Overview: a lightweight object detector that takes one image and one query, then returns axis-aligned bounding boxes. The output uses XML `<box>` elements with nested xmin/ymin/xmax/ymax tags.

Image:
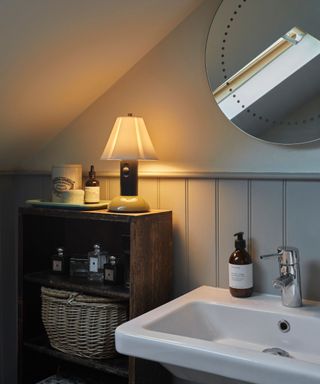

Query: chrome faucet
<box><xmin>260</xmin><ymin>247</ymin><xmax>302</xmax><ymax>307</ymax></box>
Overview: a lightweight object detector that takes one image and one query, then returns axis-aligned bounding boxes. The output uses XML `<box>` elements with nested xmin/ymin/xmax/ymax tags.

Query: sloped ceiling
<box><xmin>0</xmin><ymin>0</ymin><xmax>203</xmax><ymax>170</ymax></box>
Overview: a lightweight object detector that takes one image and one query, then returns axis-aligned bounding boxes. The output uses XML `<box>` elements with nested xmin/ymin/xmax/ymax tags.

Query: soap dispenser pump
<box><xmin>229</xmin><ymin>232</ymin><xmax>253</xmax><ymax>298</ymax></box>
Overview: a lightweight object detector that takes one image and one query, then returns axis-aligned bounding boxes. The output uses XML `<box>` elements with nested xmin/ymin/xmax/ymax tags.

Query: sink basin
<box><xmin>116</xmin><ymin>286</ymin><xmax>320</xmax><ymax>384</ymax></box>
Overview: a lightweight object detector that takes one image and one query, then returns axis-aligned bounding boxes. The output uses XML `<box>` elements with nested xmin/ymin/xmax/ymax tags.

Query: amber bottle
<box><xmin>229</xmin><ymin>232</ymin><xmax>253</xmax><ymax>298</ymax></box>
<box><xmin>84</xmin><ymin>165</ymin><xmax>100</xmax><ymax>203</ymax></box>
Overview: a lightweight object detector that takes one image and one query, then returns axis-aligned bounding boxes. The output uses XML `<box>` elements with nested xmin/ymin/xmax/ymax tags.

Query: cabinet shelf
<box><xmin>24</xmin><ymin>337</ymin><xmax>129</xmax><ymax>378</ymax></box>
<box><xmin>19</xmin><ymin>207</ymin><xmax>173</xmax><ymax>384</ymax></box>
<box><xmin>24</xmin><ymin>271</ymin><xmax>130</xmax><ymax>300</ymax></box>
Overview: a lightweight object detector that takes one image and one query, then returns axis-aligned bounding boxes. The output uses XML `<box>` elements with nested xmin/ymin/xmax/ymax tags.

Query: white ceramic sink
<box><xmin>116</xmin><ymin>286</ymin><xmax>320</xmax><ymax>384</ymax></box>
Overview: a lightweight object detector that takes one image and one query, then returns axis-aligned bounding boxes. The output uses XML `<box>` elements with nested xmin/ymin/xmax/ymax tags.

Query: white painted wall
<box><xmin>21</xmin><ymin>0</ymin><xmax>320</xmax><ymax>174</ymax></box>
<box><xmin>0</xmin><ymin>0</ymin><xmax>203</xmax><ymax>171</ymax></box>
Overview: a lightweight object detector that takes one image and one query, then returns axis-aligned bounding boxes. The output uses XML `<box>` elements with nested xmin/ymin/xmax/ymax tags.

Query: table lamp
<box><xmin>101</xmin><ymin>113</ymin><xmax>157</xmax><ymax>212</ymax></box>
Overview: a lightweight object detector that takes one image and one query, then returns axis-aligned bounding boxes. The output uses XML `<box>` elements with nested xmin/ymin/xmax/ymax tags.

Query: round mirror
<box><xmin>205</xmin><ymin>0</ymin><xmax>320</xmax><ymax>145</ymax></box>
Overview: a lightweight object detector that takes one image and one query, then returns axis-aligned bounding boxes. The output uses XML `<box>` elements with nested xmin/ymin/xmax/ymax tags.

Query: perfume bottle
<box><xmin>103</xmin><ymin>256</ymin><xmax>123</xmax><ymax>285</ymax></box>
<box><xmin>88</xmin><ymin>244</ymin><xmax>107</xmax><ymax>281</ymax></box>
<box><xmin>52</xmin><ymin>247</ymin><xmax>67</xmax><ymax>275</ymax></box>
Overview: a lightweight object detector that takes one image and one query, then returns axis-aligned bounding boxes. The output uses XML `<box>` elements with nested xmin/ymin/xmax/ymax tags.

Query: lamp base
<box><xmin>108</xmin><ymin>196</ymin><xmax>150</xmax><ymax>213</ymax></box>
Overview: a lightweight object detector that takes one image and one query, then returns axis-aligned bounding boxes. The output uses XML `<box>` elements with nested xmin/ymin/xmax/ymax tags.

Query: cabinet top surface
<box><xmin>20</xmin><ymin>207</ymin><xmax>171</xmax><ymax>222</ymax></box>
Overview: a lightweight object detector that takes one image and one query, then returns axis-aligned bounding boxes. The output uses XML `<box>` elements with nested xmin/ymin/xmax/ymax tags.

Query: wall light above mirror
<box><xmin>206</xmin><ymin>0</ymin><xmax>320</xmax><ymax>145</ymax></box>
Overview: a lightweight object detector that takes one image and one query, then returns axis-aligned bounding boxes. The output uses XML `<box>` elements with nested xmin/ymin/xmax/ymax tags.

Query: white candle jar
<box><xmin>51</xmin><ymin>164</ymin><xmax>82</xmax><ymax>202</ymax></box>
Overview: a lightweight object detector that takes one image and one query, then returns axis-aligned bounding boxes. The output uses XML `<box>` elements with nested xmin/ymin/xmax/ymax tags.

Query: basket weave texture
<box><xmin>41</xmin><ymin>287</ymin><xmax>128</xmax><ymax>359</ymax></box>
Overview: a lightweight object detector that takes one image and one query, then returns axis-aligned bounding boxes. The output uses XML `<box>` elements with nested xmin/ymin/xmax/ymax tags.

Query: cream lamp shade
<box><xmin>101</xmin><ymin>115</ymin><xmax>157</xmax><ymax>161</ymax></box>
<box><xmin>101</xmin><ymin>114</ymin><xmax>157</xmax><ymax>212</ymax></box>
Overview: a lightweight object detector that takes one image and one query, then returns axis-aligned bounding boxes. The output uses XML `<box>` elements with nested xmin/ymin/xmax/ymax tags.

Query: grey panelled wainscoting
<box><xmin>9</xmin><ymin>174</ymin><xmax>320</xmax><ymax>299</ymax></box>
<box><xmin>110</xmin><ymin>175</ymin><xmax>320</xmax><ymax>301</ymax></box>
<box><xmin>2</xmin><ymin>174</ymin><xmax>320</xmax><ymax>383</ymax></box>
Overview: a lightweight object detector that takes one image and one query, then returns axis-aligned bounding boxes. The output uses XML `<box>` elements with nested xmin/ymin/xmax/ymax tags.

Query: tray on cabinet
<box><xmin>26</xmin><ymin>199</ymin><xmax>110</xmax><ymax>210</ymax></box>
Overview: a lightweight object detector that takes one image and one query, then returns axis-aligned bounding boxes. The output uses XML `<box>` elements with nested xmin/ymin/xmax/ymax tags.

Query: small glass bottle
<box><xmin>84</xmin><ymin>165</ymin><xmax>100</xmax><ymax>204</ymax></box>
<box><xmin>104</xmin><ymin>256</ymin><xmax>123</xmax><ymax>285</ymax></box>
<box><xmin>88</xmin><ymin>244</ymin><xmax>107</xmax><ymax>281</ymax></box>
<box><xmin>52</xmin><ymin>247</ymin><xmax>67</xmax><ymax>275</ymax></box>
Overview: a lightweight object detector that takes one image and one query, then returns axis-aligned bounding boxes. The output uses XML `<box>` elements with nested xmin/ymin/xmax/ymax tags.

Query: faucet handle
<box><xmin>260</xmin><ymin>253</ymin><xmax>278</xmax><ymax>259</ymax></box>
<box><xmin>260</xmin><ymin>246</ymin><xmax>299</xmax><ymax>265</ymax></box>
<box><xmin>277</xmin><ymin>246</ymin><xmax>299</xmax><ymax>265</ymax></box>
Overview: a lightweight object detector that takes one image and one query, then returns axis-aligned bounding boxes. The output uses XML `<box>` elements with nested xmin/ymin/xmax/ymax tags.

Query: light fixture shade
<box><xmin>101</xmin><ymin>115</ymin><xmax>158</xmax><ymax>160</ymax></box>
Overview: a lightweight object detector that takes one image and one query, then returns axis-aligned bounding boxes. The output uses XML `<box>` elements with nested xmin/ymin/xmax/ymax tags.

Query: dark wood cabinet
<box><xmin>18</xmin><ymin>207</ymin><xmax>172</xmax><ymax>384</ymax></box>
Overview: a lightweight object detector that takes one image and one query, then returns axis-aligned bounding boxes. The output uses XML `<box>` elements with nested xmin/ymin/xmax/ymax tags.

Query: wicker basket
<box><xmin>41</xmin><ymin>287</ymin><xmax>128</xmax><ymax>359</ymax></box>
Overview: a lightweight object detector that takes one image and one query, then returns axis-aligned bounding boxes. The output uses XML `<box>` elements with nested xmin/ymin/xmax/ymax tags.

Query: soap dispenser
<box><xmin>229</xmin><ymin>232</ymin><xmax>253</xmax><ymax>298</ymax></box>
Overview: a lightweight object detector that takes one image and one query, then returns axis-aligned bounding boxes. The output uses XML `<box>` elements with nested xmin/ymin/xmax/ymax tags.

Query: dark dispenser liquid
<box><xmin>229</xmin><ymin>232</ymin><xmax>253</xmax><ymax>298</ymax></box>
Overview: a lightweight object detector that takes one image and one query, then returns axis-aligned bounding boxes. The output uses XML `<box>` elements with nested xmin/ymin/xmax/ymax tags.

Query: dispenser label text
<box><xmin>229</xmin><ymin>263</ymin><xmax>253</xmax><ymax>289</ymax></box>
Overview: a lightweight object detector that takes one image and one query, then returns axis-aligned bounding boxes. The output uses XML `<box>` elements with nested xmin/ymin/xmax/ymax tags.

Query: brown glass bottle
<box><xmin>229</xmin><ymin>232</ymin><xmax>253</xmax><ymax>298</ymax></box>
<box><xmin>84</xmin><ymin>165</ymin><xmax>100</xmax><ymax>203</ymax></box>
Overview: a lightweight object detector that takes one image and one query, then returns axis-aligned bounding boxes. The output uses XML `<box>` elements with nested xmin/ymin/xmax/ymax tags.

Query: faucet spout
<box><xmin>260</xmin><ymin>246</ymin><xmax>302</xmax><ymax>308</ymax></box>
<box><xmin>273</xmin><ymin>274</ymin><xmax>293</xmax><ymax>289</ymax></box>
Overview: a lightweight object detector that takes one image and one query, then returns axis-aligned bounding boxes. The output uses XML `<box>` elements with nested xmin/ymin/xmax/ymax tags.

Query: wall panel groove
<box><xmin>188</xmin><ymin>179</ymin><xmax>216</xmax><ymax>290</ymax></box>
<box><xmin>283</xmin><ymin>180</ymin><xmax>287</xmax><ymax>246</ymax></box>
<box><xmin>248</xmin><ymin>180</ymin><xmax>252</xmax><ymax>256</ymax></box>
<box><xmin>185</xmin><ymin>179</ymin><xmax>190</xmax><ymax>290</ymax></box>
<box><xmin>215</xmin><ymin>179</ymin><xmax>219</xmax><ymax>287</ymax></box>
<box><xmin>157</xmin><ymin>178</ymin><xmax>161</xmax><ymax>209</ymax></box>
<box><xmin>250</xmin><ymin>180</ymin><xmax>284</xmax><ymax>294</ymax></box>
<box><xmin>286</xmin><ymin>181</ymin><xmax>320</xmax><ymax>301</ymax></box>
<box><xmin>159</xmin><ymin>178</ymin><xmax>187</xmax><ymax>295</ymax></box>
